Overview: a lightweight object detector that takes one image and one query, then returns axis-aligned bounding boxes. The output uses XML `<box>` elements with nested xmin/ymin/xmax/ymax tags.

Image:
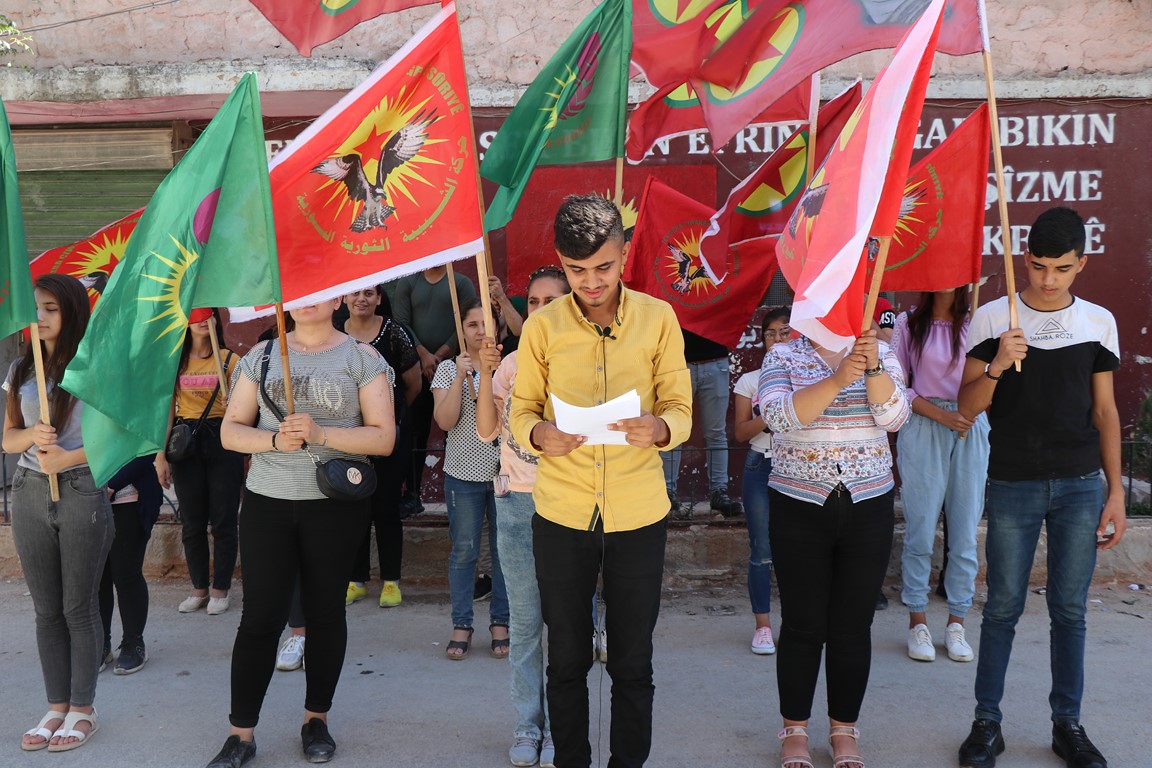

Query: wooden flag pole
<box><xmin>805</xmin><ymin>73</ymin><xmax>822</xmax><ymax>182</ymax></box>
<box><xmin>614</xmin><ymin>156</ymin><xmax>624</xmax><ymax>206</ymax></box>
<box><xmin>28</xmin><ymin>324</ymin><xmax>60</xmax><ymax>502</ymax></box>
<box><xmin>207</xmin><ymin>315</ymin><xmax>229</xmax><ymax>401</ymax></box>
<box><xmin>982</xmin><ymin>48</ymin><xmax>1021</xmax><ymax>371</ymax></box>
<box><xmin>860</xmin><ymin>236</ymin><xmax>892</xmax><ymax>335</ymax></box>
<box><xmin>274</xmin><ymin>303</ymin><xmax>295</xmax><ymax>414</ymax></box>
<box><xmin>444</xmin><ymin>261</ymin><xmax>477</xmax><ymax>398</ymax></box>
<box><xmin>971</xmin><ymin>281</ymin><xmax>981</xmax><ymax>315</ymax></box>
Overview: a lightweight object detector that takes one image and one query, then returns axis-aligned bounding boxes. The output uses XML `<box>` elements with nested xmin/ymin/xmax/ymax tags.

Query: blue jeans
<box><xmin>445</xmin><ymin>475</ymin><xmax>508</xmax><ymax>628</ymax></box>
<box><xmin>663</xmin><ymin>358</ymin><xmax>730</xmax><ymax>494</ymax></box>
<box><xmin>897</xmin><ymin>405</ymin><xmax>989</xmax><ymax>617</ymax></box>
<box><xmin>973</xmin><ymin>473</ymin><xmax>1103</xmax><ymax>724</ymax></box>
<box><xmin>495</xmin><ymin>491</ymin><xmax>550</xmax><ymax>741</ymax></box>
<box><xmin>742</xmin><ymin>450</ymin><xmax>773</xmax><ymax>615</ymax></box>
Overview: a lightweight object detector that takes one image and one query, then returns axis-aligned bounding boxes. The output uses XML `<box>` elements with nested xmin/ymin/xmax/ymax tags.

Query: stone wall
<box><xmin>5</xmin><ymin>1</ymin><xmax>1152</xmax><ymax>105</ymax></box>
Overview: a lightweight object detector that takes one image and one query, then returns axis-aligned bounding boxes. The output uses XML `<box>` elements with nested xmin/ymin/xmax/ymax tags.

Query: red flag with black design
<box><xmin>625</xmin><ymin>176</ymin><xmax>777</xmax><ymax>348</ymax></box>
<box><xmin>697</xmin><ymin>82</ymin><xmax>861</xmax><ymax>278</ymax></box>
<box><xmin>247</xmin><ymin>0</ymin><xmax>440</xmax><ymax>57</ymax></box>
<box><xmin>631</xmin><ymin>0</ymin><xmax>731</xmax><ymax>87</ymax></box>
<box><xmin>29</xmin><ymin>208</ymin><xmax>143</xmax><ymax>310</ymax></box>
<box><xmin>700</xmin><ymin>0</ymin><xmax>984</xmax><ymax>95</ymax></box>
<box><xmin>879</xmin><ymin>104</ymin><xmax>989</xmax><ymax>291</ymax></box>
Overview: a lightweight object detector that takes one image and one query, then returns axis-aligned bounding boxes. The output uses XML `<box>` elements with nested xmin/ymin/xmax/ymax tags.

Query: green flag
<box><xmin>0</xmin><ymin>98</ymin><xmax>37</xmax><ymax>340</ymax></box>
<box><xmin>480</xmin><ymin>0</ymin><xmax>631</xmax><ymax>232</ymax></box>
<box><xmin>62</xmin><ymin>73</ymin><xmax>281</xmax><ymax>485</ymax></box>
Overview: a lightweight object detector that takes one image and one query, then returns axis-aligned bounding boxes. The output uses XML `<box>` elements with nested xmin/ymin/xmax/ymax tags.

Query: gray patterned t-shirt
<box><xmin>240</xmin><ymin>337</ymin><xmax>394</xmax><ymax>500</ymax></box>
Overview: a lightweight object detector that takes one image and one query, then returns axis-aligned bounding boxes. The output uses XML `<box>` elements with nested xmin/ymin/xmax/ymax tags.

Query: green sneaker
<box><xmin>345</xmin><ymin>582</ymin><xmax>368</xmax><ymax>606</ymax></box>
<box><xmin>379</xmin><ymin>581</ymin><xmax>402</xmax><ymax>608</ymax></box>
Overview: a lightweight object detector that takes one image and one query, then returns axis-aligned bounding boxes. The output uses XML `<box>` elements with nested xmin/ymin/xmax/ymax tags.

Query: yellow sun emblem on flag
<box><xmin>542</xmin><ymin>67</ymin><xmax>579</xmax><ymax>132</ymax></box>
<box><xmin>600</xmin><ymin>190</ymin><xmax>638</xmax><ymax>231</ymax></box>
<box><xmin>138</xmin><ymin>235</ymin><xmax>198</xmax><ymax>356</ymax></box>
<box><xmin>68</xmin><ymin>230</ymin><xmax>128</xmax><ymax>281</ymax></box>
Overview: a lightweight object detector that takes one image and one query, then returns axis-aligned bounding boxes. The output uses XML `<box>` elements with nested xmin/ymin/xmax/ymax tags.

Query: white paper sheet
<box><xmin>550</xmin><ymin>389</ymin><xmax>641</xmax><ymax>446</ymax></box>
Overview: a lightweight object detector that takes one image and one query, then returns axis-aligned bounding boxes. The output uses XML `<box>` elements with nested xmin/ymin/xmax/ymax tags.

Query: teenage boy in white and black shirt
<box><xmin>956</xmin><ymin>207</ymin><xmax>1126</xmax><ymax>768</ymax></box>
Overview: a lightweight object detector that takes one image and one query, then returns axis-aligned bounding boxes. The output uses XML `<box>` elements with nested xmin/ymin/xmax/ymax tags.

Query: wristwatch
<box><xmin>984</xmin><ymin>363</ymin><xmax>1003</xmax><ymax>381</ymax></box>
<box><xmin>863</xmin><ymin>361</ymin><xmax>885</xmax><ymax>377</ymax></box>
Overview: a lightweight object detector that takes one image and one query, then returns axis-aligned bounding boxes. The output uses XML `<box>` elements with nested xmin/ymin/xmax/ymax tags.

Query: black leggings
<box><xmin>769</xmin><ymin>487</ymin><xmax>894</xmax><ymax>724</ymax></box>
<box><xmin>99</xmin><ymin>502</ymin><xmax>151</xmax><ymax>646</ymax></box>
<box><xmin>351</xmin><ymin>420</ymin><xmax>412</xmax><ymax>583</ymax></box>
<box><xmin>229</xmin><ymin>491</ymin><xmax>369</xmax><ymax>728</ymax></box>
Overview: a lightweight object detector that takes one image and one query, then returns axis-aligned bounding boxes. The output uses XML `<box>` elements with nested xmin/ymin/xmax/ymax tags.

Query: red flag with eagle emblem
<box><xmin>775</xmin><ymin>0</ymin><xmax>944</xmax><ymax>352</ymax></box>
<box><xmin>247</xmin><ymin>0</ymin><xmax>440</xmax><ymax>57</ymax></box>
<box><xmin>697</xmin><ymin>81</ymin><xmax>861</xmax><ymax>278</ymax></box>
<box><xmin>28</xmin><ymin>208</ymin><xmax>143</xmax><ymax>310</ymax></box>
<box><xmin>626</xmin><ymin>1</ymin><xmax>813</xmax><ymax>161</ymax></box>
<box><xmin>700</xmin><ymin>0</ymin><xmax>984</xmax><ymax>97</ymax></box>
<box><xmin>625</xmin><ymin>176</ymin><xmax>777</xmax><ymax>347</ymax></box>
<box><xmin>878</xmin><ymin>103</ymin><xmax>989</xmax><ymax>291</ymax></box>
<box><xmin>231</xmin><ymin>2</ymin><xmax>483</xmax><ymax>320</ymax></box>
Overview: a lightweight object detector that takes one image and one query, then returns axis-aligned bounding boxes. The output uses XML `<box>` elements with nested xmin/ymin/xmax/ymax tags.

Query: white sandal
<box><xmin>778</xmin><ymin>725</ymin><xmax>814</xmax><ymax>768</ymax></box>
<box><xmin>46</xmin><ymin>709</ymin><xmax>99</xmax><ymax>752</ymax></box>
<box><xmin>829</xmin><ymin>725</ymin><xmax>864</xmax><ymax>768</ymax></box>
<box><xmin>22</xmin><ymin>710</ymin><xmax>67</xmax><ymax>751</ymax></box>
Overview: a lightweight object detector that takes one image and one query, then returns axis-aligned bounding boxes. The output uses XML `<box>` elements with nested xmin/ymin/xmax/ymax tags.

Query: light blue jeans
<box><xmin>663</xmin><ymin>358</ymin><xmax>730</xmax><ymax>494</ymax></box>
<box><xmin>741</xmin><ymin>449</ymin><xmax>773</xmax><ymax>614</ymax></box>
<box><xmin>897</xmin><ymin>403</ymin><xmax>990</xmax><ymax>617</ymax></box>
<box><xmin>445</xmin><ymin>475</ymin><xmax>508</xmax><ymax>628</ymax></box>
<box><xmin>495</xmin><ymin>490</ymin><xmax>550</xmax><ymax>741</ymax></box>
<box><xmin>973</xmin><ymin>472</ymin><xmax>1103</xmax><ymax>724</ymax></box>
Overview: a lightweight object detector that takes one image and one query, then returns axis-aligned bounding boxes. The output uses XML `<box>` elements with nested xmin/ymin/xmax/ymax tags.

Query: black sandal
<box><xmin>446</xmin><ymin>626</ymin><xmax>473</xmax><ymax>660</ymax></box>
<box><xmin>490</xmin><ymin>623</ymin><xmax>510</xmax><ymax>659</ymax></box>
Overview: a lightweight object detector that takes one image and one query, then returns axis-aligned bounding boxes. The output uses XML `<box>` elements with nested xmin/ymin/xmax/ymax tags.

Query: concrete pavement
<box><xmin>1</xmin><ymin>579</ymin><xmax>1148</xmax><ymax>768</ymax></box>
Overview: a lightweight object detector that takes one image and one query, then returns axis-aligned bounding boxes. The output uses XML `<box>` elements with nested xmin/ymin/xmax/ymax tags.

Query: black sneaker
<box><xmin>874</xmin><ymin>590</ymin><xmax>889</xmax><ymax>611</ymax></box>
<box><xmin>473</xmin><ymin>574</ymin><xmax>493</xmax><ymax>602</ymax></box>
<box><xmin>1051</xmin><ymin>721</ymin><xmax>1107</xmax><ymax>768</ymax></box>
<box><xmin>98</xmin><ymin>642</ymin><xmax>113</xmax><ymax>673</ymax></box>
<box><xmin>710</xmin><ymin>488</ymin><xmax>743</xmax><ymax>517</ymax></box>
<box><xmin>301</xmin><ymin>717</ymin><xmax>336</xmax><ymax>763</ymax></box>
<box><xmin>959</xmin><ymin>718</ymin><xmax>1005</xmax><ymax>767</ymax></box>
<box><xmin>206</xmin><ymin>735</ymin><xmax>256</xmax><ymax>768</ymax></box>
<box><xmin>398</xmin><ymin>492</ymin><xmax>424</xmax><ymax>519</ymax></box>
<box><xmin>114</xmin><ymin>638</ymin><xmax>147</xmax><ymax>675</ymax></box>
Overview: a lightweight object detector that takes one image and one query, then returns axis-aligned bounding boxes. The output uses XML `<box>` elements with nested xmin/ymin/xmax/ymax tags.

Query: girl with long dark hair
<box><xmin>4</xmin><ymin>274</ymin><xmax>113</xmax><ymax>752</ymax></box>
<box><xmin>892</xmin><ymin>287</ymin><xmax>990</xmax><ymax>663</ymax></box>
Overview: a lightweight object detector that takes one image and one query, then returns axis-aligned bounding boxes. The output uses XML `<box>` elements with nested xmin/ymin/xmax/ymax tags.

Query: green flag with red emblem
<box><xmin>480</xmin><ymin>0</ymin><xmax>631</xmax><ymax>232</ymax></box>
<box><xmin>62</xmin><ymin>73</ymin><xmax>280</xmax><ymax>485</ymax></box>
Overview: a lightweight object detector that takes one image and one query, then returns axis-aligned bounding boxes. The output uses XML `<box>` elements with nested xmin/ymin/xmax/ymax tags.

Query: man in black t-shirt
<box><xmin>955</xmin><ymin>208</ymin><xmax>1126</xmax><ymax>768</ymax></box>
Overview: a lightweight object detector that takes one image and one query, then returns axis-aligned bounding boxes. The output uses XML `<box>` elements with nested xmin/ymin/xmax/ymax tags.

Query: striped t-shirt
<box><xmin>758</xmin><ymin>336</ymin><xmax>910</xmax><ymax>504</ymax></box>
<box><xmin>239</xmin><ymin>337</ymin><xmax>394</xmax><ymax>500</ymax></box>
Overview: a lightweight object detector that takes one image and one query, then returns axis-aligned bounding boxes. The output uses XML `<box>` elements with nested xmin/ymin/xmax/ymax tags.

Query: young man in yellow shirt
<box><xmin>511</xmin><ymin>195</ymin><xmax>692</xmax><ymax>768</ymax></box>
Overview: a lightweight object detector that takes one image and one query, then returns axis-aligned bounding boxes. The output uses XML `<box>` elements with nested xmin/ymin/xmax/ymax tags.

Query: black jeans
<box><xmin>404</xmin><ymin>383</ymin><xmax>434</xmax><ymax>501</ymax></box>
<box><xmin>769</xmin><ymin>487</ymin><xmax>895</xmax><ymax>723</ymax></box>
<box><xmin>229</xmin><ymin>491</ymin><xmax>370</xmax><ymax>728</ymax></box>
<box><xmin>533</xmin><ymin>514</ymin><xmax>667</xmax><ymax>768</ymax></box>
<box><xmin>351</xmin><ymin>418</ymin><xmax>412</xmax><ymax>583</ymax></box>
<box><xmin>172</xmin><ymin>419</ymin><xmax>244</xmax><ymax>591</ymax></box>
<box><xmin>99</xmin><ymin>501</ymin><xmax>151</xmax><ymax>646</ymax></box>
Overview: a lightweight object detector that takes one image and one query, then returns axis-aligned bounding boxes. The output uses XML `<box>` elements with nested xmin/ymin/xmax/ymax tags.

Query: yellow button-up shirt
<box><xmin>510</xmin><ymin>286</ymin><xmax>692</xmax><ymax>532</ymax></box>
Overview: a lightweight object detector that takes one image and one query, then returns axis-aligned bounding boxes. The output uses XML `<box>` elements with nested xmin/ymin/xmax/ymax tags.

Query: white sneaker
<box><xmin>907</xmin><ymin>623</ymin><xmax>936</xmax><ymax>661</ymax></box>
<box><xmin>276</xmin><ymin>635</ymin><xmax>306</xmax><ymax>671</ymax></box>
<box><xmin>206</xmin><ymin>595</ymin><xmax>231</xmax><ymax>615</ymax></box>
<box><xmin>178</xmin><ymin>595</ymin><xmax>209</xmax><ymax>613</ymax></box>
<box><xmin>751</xmin><ymin>626</ymin><xmax>776</xmax><ymax>655</ymax></box>
<box><xmin>539</xmin><ymin>736</ymin><xmax>555</xmax><ymax>768</ymax></box>
<box><xmin>597</xmin><ymin>630</ymin><xmax>607</xmax><ymax>664</ymax></box>
<box><xmin>945</xmin><ymin>622</ymin><xmax>974</xmax><ymax>662</ymax></box>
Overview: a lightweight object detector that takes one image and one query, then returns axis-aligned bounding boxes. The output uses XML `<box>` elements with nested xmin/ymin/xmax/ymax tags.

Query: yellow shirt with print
<box><xmin>510</xmin><ymin>286</ymin><xmax>692</xmax><ymax>533</ymax></box>
<box><xmin>175</xmin><ymin>353</ymin><xmax>237</xmax><ymax>420</ymax></box>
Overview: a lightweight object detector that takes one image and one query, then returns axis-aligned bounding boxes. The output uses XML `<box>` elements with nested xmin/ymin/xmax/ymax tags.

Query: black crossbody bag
<box><xmin>166</xmin><ymin>351</ymin><xmax>233</xmax><ymax>462</ymax></box>
<box><xmin>257</xmin><ymin>340</ymin><xmax>377</xmax><ymax>501</ymax></box>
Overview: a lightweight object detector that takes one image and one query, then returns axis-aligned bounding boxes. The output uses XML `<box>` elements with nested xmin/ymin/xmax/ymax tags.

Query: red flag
<box><xmin>232</xmin><ymin>2</ymin><xmax>483</xmax><ymax>320</ymax></box>
<box><xmin>775</xmin><ymin>0</ymin><xmax>944</xmax><ymax>351</ymax></box>
<box><xmin>247</xmin><ymin>0</ymin><xmax>440</xmax><ymax>57</ymax></box>
<box><xmin>626</xmin><ymin>76</ymin><xmax>810</xmax><ymax>162</ymax></box>
<box><xmin>625</xmin><ymin>176</ymin><xmax>777</xmax><ymax>348</ymax></box>
<box><xmin>698</xmin><ymin>82</ymin><xmax>861</xmax><ymax>278</ymax></box>
<box><xmin>701</xmin><ymin>0</ymin><xmax>983</xmax><ymax>96</ymax></box>
<box><xmin>879</xmin><ymin>104</ymin><xmax>989</xmax><ymax>291</ymax></box>
<box><xmin>29</xmin><ymin>208</ymin><xmax>142</xmax><ymax>310</ymax></box>
<box><xmin>630</xmin><ymin>0</ymin><xmax>730</xmax><ymax>87</ymax></box>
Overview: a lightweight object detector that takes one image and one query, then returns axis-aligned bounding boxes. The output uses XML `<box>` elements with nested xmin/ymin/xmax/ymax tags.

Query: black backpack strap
<box><xmin>258</xmin><ymin>340</ymin><xmax>287</xmax><ymax>423</ymax></box>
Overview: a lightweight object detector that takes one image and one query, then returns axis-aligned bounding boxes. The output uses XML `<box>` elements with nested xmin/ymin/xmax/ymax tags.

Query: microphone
<box><xmin>598</xmin><ymin>325</ymin><xmax>616</xmax><ymax>340</ymax></box>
